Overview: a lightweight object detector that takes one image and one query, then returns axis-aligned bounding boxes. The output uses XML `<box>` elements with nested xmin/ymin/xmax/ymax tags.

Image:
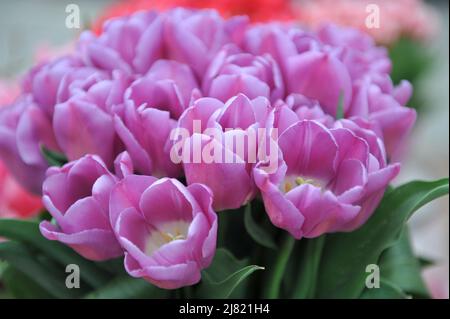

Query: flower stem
<box><xmin>293</xmin><ymin>235</ymin><xmax>326</xmax><ymax>298</ymax></box>
<box><xmin>263</xmin><ymin>234</ymin><xmax>295</xmax><ymax>299</ymax></box>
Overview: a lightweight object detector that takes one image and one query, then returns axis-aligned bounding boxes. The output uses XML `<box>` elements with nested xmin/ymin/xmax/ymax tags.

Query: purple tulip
<box><xmin>245</xmin><ymin>24</ymin><xmax>353</xmax><ymax>115</ymax></box>
<box><xmin>349</xmin><ymin>75</ymin><xmax>416</xmax><ymax>160</ymax></box>
<box><xmin>0</xmin><ymin>56</ymin><xmax>88</xmax><ymax>193</ymax></box>
<box><xmin>273</xmin><ymin>94</ymin><xmax>335</xmax><ymax>133</ymax></box>
<box><xmin>113</xmin><ymin>65</ymin><xmax>190</xmax><ymax>177</ymax></box>
<box><xmin>39</xmin><ymin>155</ymin><xmax>123</xmax><ymax>261</ymax></box>
<box><xmin>22</xmin><ymin>56</ymin><xmax>85</xmax><ymax>117</ymax></box>
<box><xmin>0</xmin><ymin>96</ymin><xmax>60</xmax><ymax>194</ymax></box>
<box><xmin>81</xmin><ymin>8</ymin><xmax>248</xmax><ymax>77</ymax></box>
<box><xmin>316</xmin><ymin>24</ymin><xmax>392</xmax><ymax>80</ymax></box>
<box><xmin>244</xmin><ymin>22</ymin><xmax>415</xmax><ymax>161</ymax></box>
<box><xmin>109</xmin><ymin>176</ymin><xmax>217</xmax><ymax>289</ymax></box>
<box><xmin>0</xmin><ymin>7</ymin><xmax>422</xmax><ymax>273</ymax></box>
<box><xmin>254</xmin><ymin>119</ymin><xmax>400</xmax><ymax>238</ymax></box>
<box><xmin>79</xmin><ymin>10</ymin><xmax>162</xmax><ymax>75</ymax></box>
<box><xmin>130</xmin><ymin>59</ymin><xmax>199</xmax><ymax>118</ymax></box>
<box><xmin>53</xmin><ymin>71</ymin><xmax>129</xmax><ymax>166</ymax></box>
<box><xmin>163</xmin><ymin>8</ymin><xmax>248</xmax><ymax>77</ymax></box>
<box><xmin>286</xmin><ymin>50</ymin><xmax>353</xmax><ymax>116</ymax></box>
<box><xmin>203</xmin><ymin>45</ymin><xmax>284</xmax><ymax>103</ymax></box>
<box><xmin>177</xmin><ymin>94</ymin><xmax>274</xmax><ymax>210</ymax></box>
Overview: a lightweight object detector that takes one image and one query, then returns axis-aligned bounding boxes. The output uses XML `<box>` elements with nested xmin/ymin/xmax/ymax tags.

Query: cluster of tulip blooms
<box><xmin>0</xmin><ymin>8</ymin><xmax>416</xmax><ymax>289</ymax></box>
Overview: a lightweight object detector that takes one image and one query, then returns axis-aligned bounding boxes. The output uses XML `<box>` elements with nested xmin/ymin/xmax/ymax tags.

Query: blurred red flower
<box><xmin>93</xmin><ymin>0</ymin><xmax>299</xmax><ymax>33</ymax></box>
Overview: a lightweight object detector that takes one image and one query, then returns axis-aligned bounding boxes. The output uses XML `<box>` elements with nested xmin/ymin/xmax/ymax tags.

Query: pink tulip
<box><xmin>177</xmin><ymin>94</ymin><xmax>274</xmax><ymax>210</ymax></box>
<box><xmin>112</xmin><ymin>64</ymin><xmax>192</xmax><ymax>177</ymax></box>
<box><xmin>39</xmin><ymin>155</ymin><xmax>123</xmax><ymax>261</ymax></box>
<box><xmin>0</xmin><ymin>96</ymin><xmax>58</xmax><ymax>194</ymax></box>
<box><xmin>203</xmin><ymin>44</ymin><xmax>284</xmax><ymax>103</ymax></box>
<box><xmin>349</xmin><ymin>75</ymin><xmax>416</xmax><ymax>160</ymax></box>
<box><xmin>254</xmin><ymin>119</ymin><xmax>400</xmax><ymax>238</ymax></box>
<box><xmin>80</xmin><ymin>8</ymin><xmax>248</xmax><ymax>77</ymax></box>
<box><xmin>53</xmin><ymin>71</ymin><xmax>129</xmax><ymax>166</ymax></box>
<box><xmin>0</xmin><ymin>81</ymin><xmax>42</xmax><ymax>218</ymax></box>
<box><xmin>110</xmin><ymin>176</ymin><xmax>217</xmax><ymax>289</ymax></box>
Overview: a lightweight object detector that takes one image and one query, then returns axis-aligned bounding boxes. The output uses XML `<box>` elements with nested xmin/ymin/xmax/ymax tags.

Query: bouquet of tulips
<box><xmin>0</xmin><ymin>8</ymin><xmax>447</xmax><ymax>299</ymax></box>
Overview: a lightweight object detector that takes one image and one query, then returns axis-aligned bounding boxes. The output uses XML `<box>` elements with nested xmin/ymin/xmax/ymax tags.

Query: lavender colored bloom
<box><xmin>109</xmin><ymin>176</ymin><xmax>217</xmax><ymax>289</ymax></box>
<box><xmin>244</xmin><ymin>23</ymin><xmax>415</xmax><ymax>159</ymax></box>
<box><xmin>22</xmin><ymin>56</ymin><xmax>86</xmax><ymax>117</ymax></box>
<box><xmin>316</xmin><ymin>24</ymin><xmax>392</xmax><ymax>80</ymax></box>
<box><xmin>178</xmin><ymin>94</ymin><xmax>273</xmax><ymax>210</ymax></box>
<box><xmin>39</xmin><ymin>155</ymin><xmax>123</xmax><ymax>261</ymax></box>
<box><xmin>112</xmin><ymin>61</ymin><xmax>194</xmax><ymax>177</ymax></box>
<box><xmin>80</xmin><ymin>8</ymin><xmax>248</xmax><ymax>77</ymax></box>
<box><xmin>254</xmin><ymin>119</ymin><xmax>400</xmax><ymax>238</ymax></box>
<box><xmin>53</xmin><ymin>71</ymin><xmax>129</xmax><ymax>166</ymax></box>
<box><xmin>203</xmin><ymin>44</ymin><xmax>284</xmax><ymax>103</ymax></box>
<box><xmin>349</xmin><ymin>75</ymin><xmax>416</xmax><ymax>160</ymax></box>
<box><xmin>0</xmin><ymin>7</ymin><xmax>421</xmax><ymax>274</ymax></box>
<box><xmin>0</xmin><ymin>96</ymin><xmax>60</xmax><ymax>194</ymax></box>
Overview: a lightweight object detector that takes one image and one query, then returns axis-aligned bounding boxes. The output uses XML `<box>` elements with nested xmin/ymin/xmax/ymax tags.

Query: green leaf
<box><xmin>95</xmin><ymin>258</ymin><xmax>128</xmax><ymax>276</ymax></box>
<box><xmin>85</xmin><ymin>277</ymin><xmax>168</xmax><ymax>299</ymax></box>
<box><xmin>389</xmin><ymin>38</ymin><xmax>432</xmax><ymax>111</ymax></box>
<box><xmin>360</xmin><ymin>279</ymin><xmax>409</xmax><ymax>299</ymax></box>
<box><xmin>418</xmin><ymin>257</ymin><xmax>435</xmax><ymax>268</ymax></box>
<box><xmin>379</xmin><ymin>227</ymin><xmax>429</xmax><ymax>298</ymax></box>
<box><xmin>263</xmin><ymin>235</ymin><xmax>295</xmax><ymax>298</ymax></box>
<box><xmin>244</xmin><ymin>203</ymin><xmax>277</xmax><ymax>250</ymax></box>
<box><xmin>2</xmin><ymin>266</ymin><xmax>54</xmax><ymax>299</ymax></box>
<box><xmin>0</xmin><ymin>259</ymin><xmax>7</xmax><ymax>278</ymax></box>
<box><xmin>316</xmin><ymin>178</ymin><xmax>449</xmax><ymax>298</ymax></box>
<box><xmin>40</xmin><ymin>145</ymin><xmax>67</xmax><ymax>167</ymax></box>
<box><xmin>389</xmin><ymin>38</ymin><xmax>431</xmax><ymax>85</ymax></box>
<box><xmin>195</xmin><ymin>248</ymin><xmax>264</xmax><ymax>298</ymax></box>
<box><xmin>0</xmin><ymin>219</ymin><xmax>110</xmax><ymax>288</ymax></box>
<box><xmin>0</xmin><ymin>241</ymin><xmax>82</xmax><ymax>298</ymax></box>
<box><xmin>292</xmin><ymin>235</ymin><xmax>326</xmax><ymax>298</ymax></box>
<box><xmin>336</xmin><ymin>91</ymin><xmax>344</xmax><ymax>120</ymax></box>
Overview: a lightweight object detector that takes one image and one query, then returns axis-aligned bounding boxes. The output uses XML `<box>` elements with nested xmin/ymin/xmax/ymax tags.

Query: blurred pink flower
<box><xmin>0</xmin><ymin>80</ymin><xmax>42</xmax><ymax>218</ymax></box>
<box><xmin>423</xmin><ymin>263</ymin><xmax>450</xmax><ymax>299</ymax></box>
<box><xmin>298</xmin><ymin>0</ymin><xmax>438</xmax><ymax>45</ymax></box>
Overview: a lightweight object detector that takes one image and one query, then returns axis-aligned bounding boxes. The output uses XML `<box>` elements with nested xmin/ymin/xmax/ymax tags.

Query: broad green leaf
<box><xmin>217</xmin><ymin>208</ymin><xmax>255</xmax><ymax>259</ymax></box>
<box><xmin>0</xmin><ymin>241</ymin><xmax>82</xmax><ymax>298</ymax></box>
<box><xmin>360</xmin><ymin>279</ymin><xmax>409</xmax><ymax>299</ymax></box>
<box><xmin>95</xmin><ymin>258</ymin><xmax>128</xmax><ymax>276</ymax></box>
<box><xmin>263</xmin><ymin>235</ymin><xmax>295</xmax><ymax>298</ymax></box>
<box><xmin>316</xmin><ymin>178</ymin><xmax>449</xmax><ymax>298</ymax></box>
<box><xmin>292</xmin><ymin>235</ymin><xmax>326</xmax><ymax>298</ymax></box>
<box><xmin>379</xmin><ymin>227</ymin><xmax>429</xmax><ymax>298</ymax></box>
<box><xmin>2</xmin><ymin>266</ymin><xmax>53</xmax><ymax>299</ymax></box>
<box><xmin>195</xmin><ymin>248</ymin><xmax>264</xmax><ymax>298</ymax></box>
<box><xmin>244</xmin><ymin>203</ymin><xmax>277</xmax><ymax>250</ymax></box>
<box><xmin>200</xmin><ymin>248</ymin><xmax>248</xmax><ymax>283</ymax></box>
<box><xmin>40</xmin><ymin>145</ymin><xmax>67</xmax><ymax>167</ymax></box>
<box><xmin>85</xmin><ymin>277</ymin><xmax>168</xmax><ymax>299</ymax></box>
<box><xmin>0</xmin><ymin>219</ymin><xmax>110</xmax><ymax>288</ymax></box>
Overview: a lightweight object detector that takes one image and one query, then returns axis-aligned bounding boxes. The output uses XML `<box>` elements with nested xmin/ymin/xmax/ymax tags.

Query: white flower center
<box><xmin>145</xmin><ymin>220</ymin><xmax>190</xmax><ymax>256</ymax></box>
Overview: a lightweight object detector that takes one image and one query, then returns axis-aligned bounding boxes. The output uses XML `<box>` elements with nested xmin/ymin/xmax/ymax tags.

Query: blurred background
<box><xmin>0</xmin><ymin>0</ymin><xmax>448</xmax><ymax>298</ymax></box>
